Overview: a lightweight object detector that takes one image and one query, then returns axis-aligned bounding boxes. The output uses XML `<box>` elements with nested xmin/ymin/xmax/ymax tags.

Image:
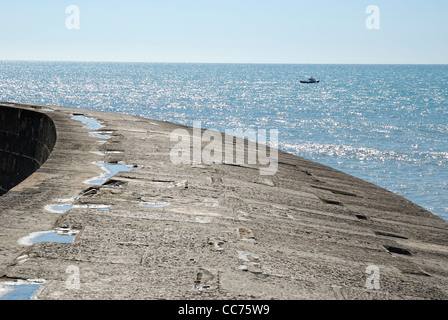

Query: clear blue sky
<box><xmin>0</xmin><ymin>0</ymin><xmax>447</xmax><ymax>64</ymax></box>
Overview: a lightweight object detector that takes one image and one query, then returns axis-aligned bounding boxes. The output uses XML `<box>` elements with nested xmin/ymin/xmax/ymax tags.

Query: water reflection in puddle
<box><xmin>18</xmin><ymin>229</ymin><xmax>79</xmax><ymax>246</ymax></box>
<box><xmin>44</xmin><ymin>198</ymin><xmax>80</xmax><ymax>214</ymax></box>
<box><xmin>90</xmin><ymin>132</ymin><xmax>112</xmax><ymax>139</ymax></box>
<box><xmin>44</xmin><ymin>204</ymin><xmax>73</xmax><ymax>214</ymax></box>
<box><xmin>32</xmin><ymin>232</ymin><xmax>77</xmax><ymax>244</ymax></box>
<box><xmin>85</xmin><ymin>162</ymin><xmax>134</xmax><ymax>185</ymax></box>
<box><xmin>45</xmin><ymin>203</ymin><xmax>110</xmax><ymax>213</ymax></box>
<box><xmin>72</xmin><ymin>115</ymin><xmax>104</xmax><ymax>130</ymax></box>
<box><xmin>0</xmin><ymin>280</ymin><xmax>45</xmax><ymax>300</ymax></box>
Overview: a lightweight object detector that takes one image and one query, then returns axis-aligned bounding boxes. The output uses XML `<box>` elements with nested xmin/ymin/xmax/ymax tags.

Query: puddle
<box><xmin>44</xmin><ymin>197</ymin><xmax>81</xmax><ymax>213</ymax></box>
<box><xmin>140</xmin><ymin>202</ymin><xmax>170</xmax><ymax>208</ymax></box>
<box><xmin>0</xmin><ymin>280</ymin><xmax>45</xmax><ymax>300</ymax></box>
<box><xmin>18</xmin><ymin>228</ymin><xmax>79</xmax><ymax>246</ymax></box>
<box><xmin>85</xmin><ymin>162</ymin><xmax>135</xmax><ymax>185</ymax></box>
<box><xmin>46</xmin><ymin>203</ymin><xmax>110</xmax><ymax>213</ymax></box>
<box><xmin>34</xmin><ymin>232</ymin><xmax>77</xmax><ymax>244</ymax></box>
<box><xmin>90</xmin><ymin>132</ymin><xmax>112</xmax><ymax>139</ymax></box>
<box><xmin>44</xmin><ymin>204</ymin><xmax>73</xmax><ymax>214</ymax></box>
<box><xmin>72</xmin><ymin>115</ymin><xmax>104</xmax><ymax>130</ymax></box>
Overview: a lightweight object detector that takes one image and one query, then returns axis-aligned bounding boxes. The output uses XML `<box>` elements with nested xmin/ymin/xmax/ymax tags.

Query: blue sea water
<box><xmin>0</xmin><ymin>61</ymin><xmax>447</xmax><ymax>221</ymax></box>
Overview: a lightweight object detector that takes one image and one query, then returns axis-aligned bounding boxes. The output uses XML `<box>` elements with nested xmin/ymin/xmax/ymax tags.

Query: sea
<box><xmin>1</xmin><ymin>61</ymin><xmax>447</xmax><ymax>221</ymax></box>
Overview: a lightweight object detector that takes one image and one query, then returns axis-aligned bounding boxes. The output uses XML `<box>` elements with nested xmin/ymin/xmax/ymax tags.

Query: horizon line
<box><xmin>1</xmin><ymin>59</ymin><xmax>448</xmax><ymax>66</ymax></box>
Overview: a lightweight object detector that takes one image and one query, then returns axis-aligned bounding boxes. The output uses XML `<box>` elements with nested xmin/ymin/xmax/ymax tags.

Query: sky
<box><xmin>0</xmin><ymin>0</ymin><xmax>447</xmax><ymax>64</ymax></box>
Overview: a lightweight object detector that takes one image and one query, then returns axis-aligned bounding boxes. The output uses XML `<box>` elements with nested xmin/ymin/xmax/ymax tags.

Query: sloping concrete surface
<box><xmin>0</xmin><ymin>102</ymin><xmax>447</xmax><ymax>300</ymax></box>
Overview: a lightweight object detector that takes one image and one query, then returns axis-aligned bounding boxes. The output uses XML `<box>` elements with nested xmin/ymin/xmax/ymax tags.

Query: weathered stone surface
<box><xmin>1</xmin><ymin>102</ymin><xmax>447</xmax><ymax>300</ymax></box>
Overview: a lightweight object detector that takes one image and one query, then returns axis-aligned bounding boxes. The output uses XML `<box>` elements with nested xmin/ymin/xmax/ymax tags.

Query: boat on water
<box><xmin>299</xmin><ymin>77</ymin><xmax>319</xmax><ymax>84</ymax></box>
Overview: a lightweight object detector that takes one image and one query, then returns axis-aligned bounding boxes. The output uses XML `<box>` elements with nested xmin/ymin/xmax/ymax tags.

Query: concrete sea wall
<box><xmin>0</xmin><ymin>105</ymin><xmax>56</xmax><ymax>196</ymax></box>
<box><xmin>0</xmin><ymin>102</ymin><xmax>447</xmax><ymax>300</ymax></box>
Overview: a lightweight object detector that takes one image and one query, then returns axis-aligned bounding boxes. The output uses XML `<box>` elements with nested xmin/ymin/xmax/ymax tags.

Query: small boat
<box><xmin>299</xmin><ymin>77</ymin><xmax>319</xmax><ymax>84</ymax></box>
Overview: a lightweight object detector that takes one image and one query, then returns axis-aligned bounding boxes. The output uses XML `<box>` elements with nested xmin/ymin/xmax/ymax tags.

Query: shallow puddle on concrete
<box><xmin>45</xmin><ymin>199</ymin><xmax>109</xmax><ymax>213</ymax></box>
<box><xmin>92</xmin><ymin>206</ymin><xmax>110</xmax><ymax>211</ymax></box>
<box><xmin>72</xmin><ymin>115</ymin><xmax>104</xmax><ymax>130</ymax></box>
<box><xmin>44</xmin><ymin>197</ymin><xmax>81</xmax><ymax>214</ymax></box>
<box><xmin>90</xmin><ymin>132</ymin><xmax>112</xmax><ymax>139</ymax></box>
<box><xmin>18</xmin><ymin>229</ymin><xmax>79</xmax><ymax>246</ymax></box>
<box><xmin>85</xmin><ymin>162</ymin><xmax>135</xmax><ymax>185</ymax></box>
<box><xmin>33</xmin><ymin>232</ymin><xmax>77</xmax><ymax>244</ymax></box>
<box><xmin>0</xmin><ymin>280</ymin><xmax>45</xmax><ymax>300</ymax></box>
<box><xmin>44</xmin><ymin>204</ymin><xmax>73</xmax><ymax>213</ymax></box>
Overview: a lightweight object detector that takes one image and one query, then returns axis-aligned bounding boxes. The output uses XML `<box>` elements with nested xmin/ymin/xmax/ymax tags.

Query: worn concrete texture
<box><xmin>0</xmin><ymin>102</ymin><xmax>447</xmax><ymax>300</ymax></box>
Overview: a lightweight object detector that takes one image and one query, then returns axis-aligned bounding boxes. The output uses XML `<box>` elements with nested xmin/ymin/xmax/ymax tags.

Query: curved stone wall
<box><xmin>1</xmin><ymin>103</ymin><xmax>447</xmax><ymax>300</ymax></box>
<box><xmin>0</xmin><ymin>105</ymin><xmax>57</xmax><ymax>196</ymax></box>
